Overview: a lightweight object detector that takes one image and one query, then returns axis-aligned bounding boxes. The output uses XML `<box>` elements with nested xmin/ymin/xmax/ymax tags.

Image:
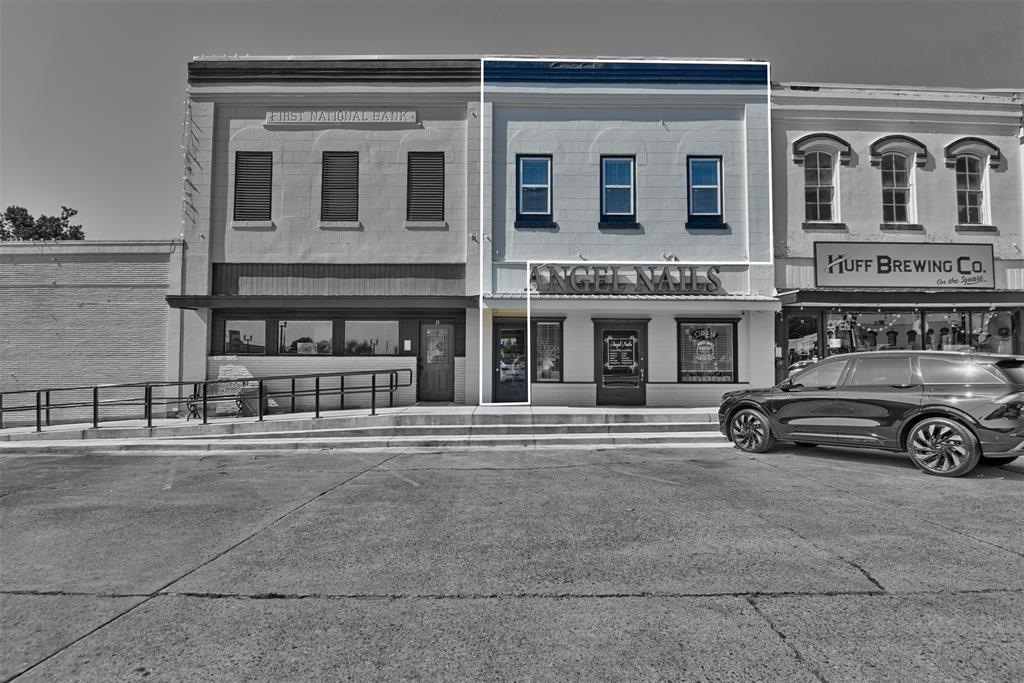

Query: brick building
<box><xmin>772</xmin><ymin>84</ymin><xmax>1024</xmax><ymax>381</ymax></box>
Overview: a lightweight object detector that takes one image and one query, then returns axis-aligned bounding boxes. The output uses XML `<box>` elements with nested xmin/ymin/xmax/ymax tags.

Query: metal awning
<box><xmin>166</xmin><ymin>295</ymin><xmax>478</xmax><ymax>310</ymax></box>
<box><xmin>778</xmin><ymin>289</ymin><xmax>1024</xmax><ymax>308</ymax></box>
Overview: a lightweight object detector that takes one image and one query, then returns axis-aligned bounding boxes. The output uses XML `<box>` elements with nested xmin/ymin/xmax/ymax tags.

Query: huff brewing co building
<box><xmin>1</xmin><ymin>56</ymin><xmax>1020</xmax><ymax>413</ymax></box>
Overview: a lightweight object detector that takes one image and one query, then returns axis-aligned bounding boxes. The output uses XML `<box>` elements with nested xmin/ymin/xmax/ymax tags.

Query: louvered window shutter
<box><xmin>321</xmin><ymin>152</ymin><xmax>359</xmax><ymax>221</ymax></box>
<box><xmin>407</xmin><ymin>152</ymin><xmax>445</xmax><ymax>221</ymax></box>
<box><xmin>233</xmin><ymin>152</ymin><xmax>272</xmax><ymax>221</ymax></box>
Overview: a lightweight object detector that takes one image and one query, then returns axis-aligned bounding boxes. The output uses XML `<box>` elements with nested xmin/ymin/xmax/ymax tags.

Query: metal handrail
<box><xmin>0</xmin><ymin>368</ymin><xmax>414</xmax><ymax>432</ymax></box>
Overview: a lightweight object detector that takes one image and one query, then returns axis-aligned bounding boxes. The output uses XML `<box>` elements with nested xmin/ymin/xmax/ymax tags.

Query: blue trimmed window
<box><xmin>687</xmin><ymin>156</ymin><xmax>723</xmax><ymax>228</ymax></box>
<box><xmin>600</xmin><ymin>156</ymin><xmax>636</xmax><ymax>226</ymax></box>
<box><xmin>515</xmin><ymin>155</ymin><xmax>554</xmax><ymax>228</ymax></box>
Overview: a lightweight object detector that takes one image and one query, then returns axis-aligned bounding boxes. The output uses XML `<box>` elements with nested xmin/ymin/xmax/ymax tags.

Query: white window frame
<box><xmin>518</xmin><ymin>156</ymin><xmax>552</xmax><ymax>216</ymax></box>
<box><xmin>601</xmin><ymin>156</ymin><xmax>635</xmax><ymax>217</ymax></box>
<box><xmin>803</xmin><ymin>149</ymin><xmax>840</xmax><ymax>223</ymax></box>
<box><xmin>880</xmin><ymin>152</ymin><xmax>916</xmax><ymax>224</ymax></box>
<box><xmin>954</xmin><ymin>153</ymin><xmax>988</xmax><ymax>225</ymax></box>
<box><xmin>688</xmin><ymin>157</ymin><xmax>722</xmax><ymax>216</ymax></box>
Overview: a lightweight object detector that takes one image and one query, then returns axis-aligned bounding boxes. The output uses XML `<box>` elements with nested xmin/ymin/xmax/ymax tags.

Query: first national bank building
<box><xmin>481</xmin><ymin>58</ymin><xmax>776</xmax><ymax>406</ymax></box>
<box><xmin>166</xmin><ymin>56</ymin><xmax>777</xmax><ymax>409</ymax></box>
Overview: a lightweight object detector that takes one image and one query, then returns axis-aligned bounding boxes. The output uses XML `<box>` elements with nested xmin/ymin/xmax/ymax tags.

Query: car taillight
<box><xmin>995</xmin><ymin>392</ymin><xmax>1024</xmax><ymax>419</ymax></box>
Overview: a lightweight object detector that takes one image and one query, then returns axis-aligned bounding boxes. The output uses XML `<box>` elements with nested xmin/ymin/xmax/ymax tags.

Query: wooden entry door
<box><xmin>493</xmin><ymin>321</ymin><xmax>528</xmax><ymax>403</ymax></box>
<box><xmin>418</xmin><ymin>323</ymin><xmax>454</xmax><ymax>402</ymax></box>
<box><xmin>594</xmin><ymin>321</ymin><xmax>648</xmax><ymax>406</ymax></box>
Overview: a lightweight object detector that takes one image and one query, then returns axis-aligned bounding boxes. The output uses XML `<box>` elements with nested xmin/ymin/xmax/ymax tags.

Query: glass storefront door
<box><xmin>493</xmin><ymin>322</ymin><xmax>527</xmax><ymax>403</ymax></box>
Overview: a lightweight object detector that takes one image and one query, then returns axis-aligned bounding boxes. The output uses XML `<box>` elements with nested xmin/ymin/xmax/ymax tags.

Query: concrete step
<box><xmin>0</xmin><ymin>408</ymin><xmax>719</xmax><ymax>443</ymax></box>
<box><xmin>0</xmin><ymin>430</ymin><xmax>731</xmax><ymax>456</ymax></box>
<box><xmin>167</xmin><ymin>420</ymin><xmax>721</xmax><ymax>441</ymax></box>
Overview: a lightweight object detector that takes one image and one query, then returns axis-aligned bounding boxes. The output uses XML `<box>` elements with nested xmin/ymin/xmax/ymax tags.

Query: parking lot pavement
<box><xmin>1</xmin><ymin>445</ymin><xmax>1022</xmax><ymax>681</ymax></box>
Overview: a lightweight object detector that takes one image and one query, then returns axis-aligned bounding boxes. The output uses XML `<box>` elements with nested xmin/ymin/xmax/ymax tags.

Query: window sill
<box><xmin>802</xmin><ymin>222</ymin><xmax>847</xmax><ymax>231</ymax></box>
<box><xmin>686</xmin><ymin>218</ymin><xmax>728</xmax><ymax>230</ymax></box>
<box><xmin>231</xmin><ymin>220</ymin><xmax>275</xmax><ymax>230</ymax></box>
<box><xmin>879</xmin><ymin>222</ymin><xmax>924</xmax><ymax>231</ymax></box>
<box><xmin>319</xmin><ymin>220</ymin><xmax>362</xmax><ymax>231</ymax></box>
<box><xmin>515</xmin><ymin>219</ymin><xmax>558</xmax><ymax>230</ymax></box>
<box><xmin>598</xmin><ymin>220</ymin><xmax>640</xmax><ymax>230</ymax></box>
<box><xmin>955</xmin><ymin>224</ymin><xmax>998</xmax><ymax>233</ymax></box>
<box><xmin>405</xmin><ymin>220</ymin><xmax>448</xmax><ymax>230</ymax></box>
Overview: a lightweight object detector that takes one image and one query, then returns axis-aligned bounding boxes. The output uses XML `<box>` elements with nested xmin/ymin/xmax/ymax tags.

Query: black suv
<box><xmin>719</xmin><ymin>351</ymin><xmax>1024</xmax><ymax>477</ymax></box>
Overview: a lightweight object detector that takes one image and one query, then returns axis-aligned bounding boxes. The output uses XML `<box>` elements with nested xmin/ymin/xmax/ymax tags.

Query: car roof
<box><xmin>819</xmin><ymin>350</ymin><xmax>1024</xmax><ymax>363</ymax></box>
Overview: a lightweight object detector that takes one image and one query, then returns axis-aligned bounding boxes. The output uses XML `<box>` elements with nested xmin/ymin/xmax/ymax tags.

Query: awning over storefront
<box><xmin>779</xmin><ymin>289</ymin><xmax>1024</xmax><ymax>308</ymax></box>
<box><xmin>165</xmin><ymin>295</ymin><xmax>478</xmax><ymax>310</ymax></box>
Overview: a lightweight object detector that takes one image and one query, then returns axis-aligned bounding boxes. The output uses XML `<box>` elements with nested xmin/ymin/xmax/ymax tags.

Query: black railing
<box><xmin>0</xmin><ymin>368</ymin><xmax>413</xmax><ymax>432</ymax></box>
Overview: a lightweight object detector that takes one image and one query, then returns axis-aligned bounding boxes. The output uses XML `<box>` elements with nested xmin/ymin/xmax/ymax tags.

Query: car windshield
<box><xmin>994</xmin><ymin>360</ymin><xmax>1024</xmax><ymax>384</ymax></box>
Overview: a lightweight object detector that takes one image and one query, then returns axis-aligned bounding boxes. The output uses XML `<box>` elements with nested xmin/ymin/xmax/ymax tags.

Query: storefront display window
<box><xmin>278</xmin><ymin>321</ymin><xmax>332</xmax><ymax>355</ymax></box>
<box><xmin>534</xmin><ymin>320</ymin><xmax>562</xmax><ymax>382</ymax></box>
<box><xmin>811</xmin><ymin>309</ymin><xmax>1020</xmax><ymax>358</ymax></box>
<box><xmin>924</xmin><ymin>311</ymin><xmax>968</xmax><ymax>351</ymax></box>
<box><xmin>224</xmin><ymin>320</ymin><xmax>266</xmax><ymax>355</ymax></box>
<box><xmin>344</xmin><ymin>321</ymin><xmax>400</xmax><ymax>355</ymax></box>
<box><xmin>826</xmin><ymin>311</ymin><xmax>922</xmax><ymax>354</ymax></box>
<box><xmin>970</xmin><ymin>311</ymin><xmax>1015</xmax><ymax>354</ymax></box>
<box><xmin>787</xmin><ymin>315</ymin><xmax>819</xmax><ymax>367</ymax></box>
<box><xmin>677</xmin><ymin>320</ymin><xmax>737</xmax><ymax>383</ymax></box>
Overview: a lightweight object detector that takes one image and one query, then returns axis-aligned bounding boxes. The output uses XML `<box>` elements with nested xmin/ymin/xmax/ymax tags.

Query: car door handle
<box><xmin>889</xmin><ymin>384</ymin><xmax>918</xmax><ymax>389</ymax></box>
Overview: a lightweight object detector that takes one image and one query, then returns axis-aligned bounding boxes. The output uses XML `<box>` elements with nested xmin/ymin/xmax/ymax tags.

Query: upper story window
<box><xmin>792</xmin><ymin>134</ymin><xmax>851</xmax><ymax>229</ymax></box>
<box><xmin>517</xmin><ymin>155</ymin><xmax>553</xmax><ymax>224</ymax></box>
<box><xmin>321</xmin><ymin>152</ymin><xmax>359</xmax><ymax>222</ymax></box>
<box><xmin>600</xmin><ymin>156</ymin><xmax>635</xmax><ymax>224</ymax></box>
<box><xmin>804</xmin><ymin>152</ymin><xmax>835</xmax><ymax>222</ymax></box>
<box><xmin>954</xmin><ymin>155</ymin><xmax>984</xmax><ymax>225</ymax></box>
<box><xmin>407</xmin><ymin>152</ymin><xmax>445</xmax><ymax>222</ymax></box>
<box><xmin>944</xmin><ymin>137</ymin><xmax>1001</xmax><ymax>229</ymax></box>
<box><xmin>687</xmin><ymin>157</ymin><xmax>722</xmax><ymax>227</ymax></box>
<box><xmin>233</xmin><ymin>151</ymin><xmax>272</xmax><ymax>221</ymax></box>
<box><xmin>880</xmin><ymin>152</ymin><xmax>912</xmax><ymax>224</ymax></box>
<box><xmin>870</xmin><ymin>135</ymin><xmax>927</xmax><ymax>229</ymax></box>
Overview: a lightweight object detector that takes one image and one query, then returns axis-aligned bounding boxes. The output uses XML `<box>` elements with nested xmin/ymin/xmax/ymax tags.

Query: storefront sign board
<box><xmin>530</xmin><ymin>264</ymin><xmax>725</xmax><ymax>295</ymax></box>
<box><xmin>814</xmin><ymin>242</ymin><xmax>995</xmax><ymax>289</ymax></box>
<box><xmin>265</xmin><ymin>110</ymin><xmax>417</xmax><ymax>125</ymax></box>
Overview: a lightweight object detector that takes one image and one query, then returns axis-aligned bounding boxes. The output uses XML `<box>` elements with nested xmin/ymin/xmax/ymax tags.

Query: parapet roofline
<box><xmin>190</xmin><ymin>54</ymin><xmax>767</xmax><ymax>63</ymax></box>
<box><xmin>187</xmin><ymin>58</ymin><xmax>481</xmax><ymax>85</ymax></box>
<box><xmin>775</xmin><ymin>82</ymin><xmax>1022</xmax><ymax>99</ymax></box>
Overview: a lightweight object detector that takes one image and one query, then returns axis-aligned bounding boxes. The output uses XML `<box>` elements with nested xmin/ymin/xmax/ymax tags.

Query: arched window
<box><xmin>881</xmin><ymin>153</ymin><xmax>911</xmax><ymax>224</ymax></box>
<box><xmin>945</xmin><ymin>138</ymin><xmax>999</xmax><ymax>228</ymax></box>
<box><xmin>793</xmin><ymin>134</ymin><xmax>850</xmax><ymax>226</ymax></box>
<box><xmin>955</xmin><ymin>155</ymin><xmax>983</xmax><ymax>225</ymax></box>
<box><xmin>870</xmin><ymin>135</ymin><xmax>926</xmax><ymax>227</ymax></box>
<box><xmin>804</xmin><ymin>151</ymin><xmax>834</xmax><ymax>222</ymax></box>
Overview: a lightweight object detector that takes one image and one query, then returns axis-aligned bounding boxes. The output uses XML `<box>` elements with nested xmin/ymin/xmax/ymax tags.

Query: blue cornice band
<box><xmin>484</xmin><ymin>60</ymin><xmax>768</xmax><ymax>85</ymax></box>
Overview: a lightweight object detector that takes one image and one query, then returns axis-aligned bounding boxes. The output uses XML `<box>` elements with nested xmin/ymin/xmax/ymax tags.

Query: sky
<box><xmin>1</xmin><ymin>0</ymin><xmax>1021</xmax><ymax>241</ymax></box>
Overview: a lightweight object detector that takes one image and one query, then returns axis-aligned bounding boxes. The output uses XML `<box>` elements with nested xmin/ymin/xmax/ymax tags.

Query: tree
<box><xmin>1</xmin><ymin>205</ymin><xmax>85</xmax><ymax>240</ymax></box>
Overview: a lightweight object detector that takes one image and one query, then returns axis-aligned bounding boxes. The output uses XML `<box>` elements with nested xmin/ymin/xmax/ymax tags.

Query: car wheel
<box><xmin>906</xmin><ymin>418</ymin><xmax>980</xmax><ymax>477</ymax></box>
<box><xmin>979</xmin><ymin>455</ymin><xmax>1018</xmax><ymax>466</ymax></box>
<box><xmin>729</xmin><ymin>408</ymin><xmax>775</xmax><ymax>453</ymax></box>
<box><xmin>793</xmin><ymin>442</ymin><xmax>818</xmax><ymax>448</ymax></box>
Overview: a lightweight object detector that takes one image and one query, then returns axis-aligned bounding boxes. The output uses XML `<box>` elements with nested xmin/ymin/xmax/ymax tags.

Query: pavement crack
<box><xmin>776</xmin><ymin>523</ymin><xmax>887</xmax><ymax>592</ymax></box>
<box><xmin>3</xmin><ymin>451</ymin><xmax>405</xmax><ymax>683</ymax></box>
<box><xmin>751</xmin><ymin>456</ymin><xmax>1024</xmax><ymax>560</ymax></box>
<box><xmin>745</xmin><ymin>595</ymin><xmax>828</xmax><ymax>683</ymax></box>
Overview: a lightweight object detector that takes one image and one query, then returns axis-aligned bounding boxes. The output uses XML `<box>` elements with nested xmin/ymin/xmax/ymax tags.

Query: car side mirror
<box><xmin>777</xmin><ymin>378</ymin><xmax>793</xmax><ymax>391</ymax></box>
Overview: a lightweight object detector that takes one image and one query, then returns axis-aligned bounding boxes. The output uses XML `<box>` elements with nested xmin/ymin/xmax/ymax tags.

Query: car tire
<box><xmin>729</xmin><ymin>408</ymin><xmax>775</xmax><ymax>453</ymax></box>
<box><xmin>979</xmin><ymin>455</ymin><xmax>1019</xmax><ymax>467</ymax></box>
<box><xmin>906</xmin><ymin>418</ymin><xmax>981</xmax><ymax>477</ymax></box>
<box><xmin>793</xmin><ymin>442</ymin><xmax>818</xmax><ymax>448</ymax></box>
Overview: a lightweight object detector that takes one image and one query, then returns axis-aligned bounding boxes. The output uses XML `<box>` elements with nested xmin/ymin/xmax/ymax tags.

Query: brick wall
<box><xmin>0</xmin><ymin>241</ymin><xmax>183</xmax><ymax>425</ymax></box>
